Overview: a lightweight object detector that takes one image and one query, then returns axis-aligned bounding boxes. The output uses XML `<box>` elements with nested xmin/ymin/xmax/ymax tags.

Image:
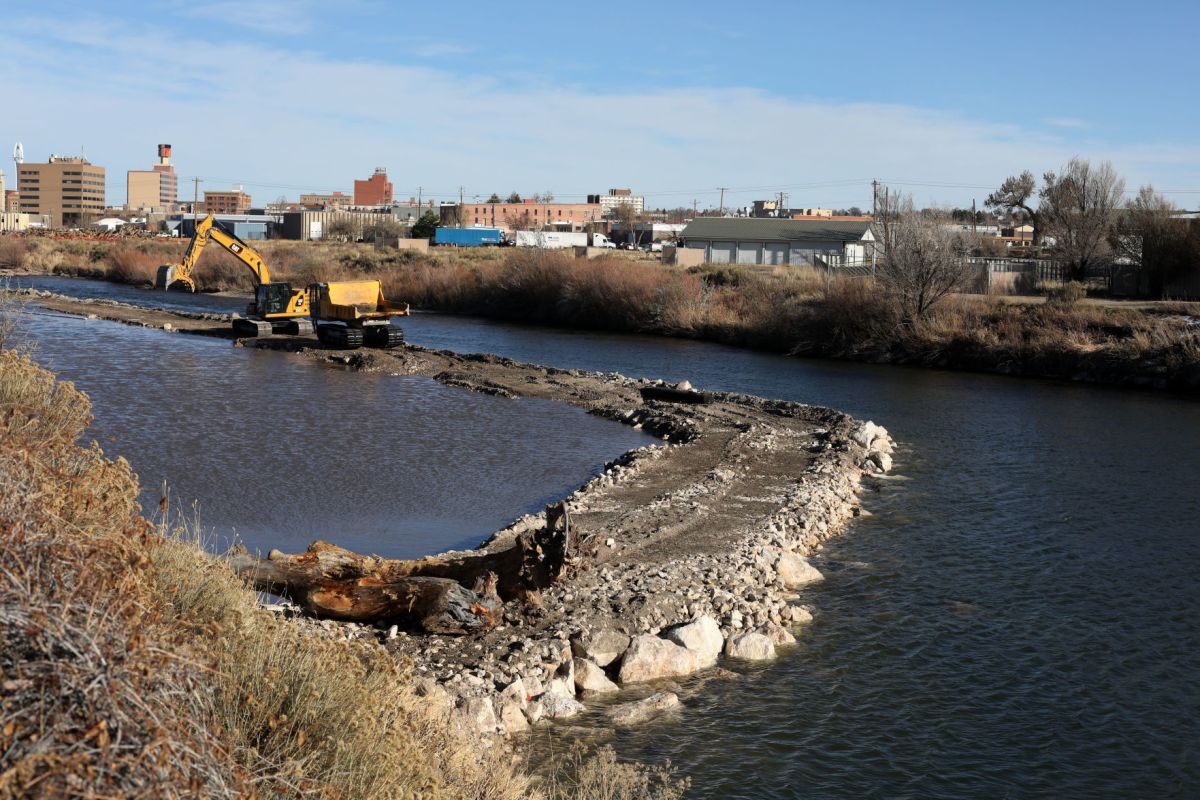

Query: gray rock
<box><xmin>617</xmin><ymin>634</ymin><xmax>702</xmax><ymax>684</ymax></box>
<box><xmin>759</xmin><ymin>621</ymin><xmax>796</xmax><ymax>647</ymax></box>
<box><xmin>497</xmin><ymin>698</ymin><xmax>529</xmax><ymax>734</ymax></box>
<box><xmin>455</xmin><ymin>696</ymin><xmax>498</xmax><ymax>735</ymax></box>
<box><xmin>571</xmin><ymin>628</ymin><xmax>631</xmax><ymax>667</ymax></box>
<box><xmin>573</xmin><ymin>658</ymin><xmax>619</xmax><ymax>694</ymax></box>
<box><xmin>776</xmin><ymin>551</ymin><xmax>824</xmax><ymax>589</ymax></box>
<box><xmin>535</xmin><ymin>693</ymin><xmax>586</xmax><ymax>720</ymax></box>
<box><xmin>790</xmin><ymin>605</ymin><xmax>815</xmax><ymax>625</ymax></box>
<box><xmin>663</xmin><ymin>616</ymin><xmax>723</xmax><ymax>666</ymax></box>
<box><xmin>724</xmin><ymin>632</ymin><xmax>776</xmax><ymax>661</ymax></box>
<box><xmin>606</xmin><ymin>691</ymin><xmax>681</xmax><ymax>727</ymax></box>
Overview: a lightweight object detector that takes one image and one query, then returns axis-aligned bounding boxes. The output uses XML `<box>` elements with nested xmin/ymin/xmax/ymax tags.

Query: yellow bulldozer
<box><xmin>155</xmin><ymin>215</ymin><xmax>409</xmax><ymax>348</ymax></box>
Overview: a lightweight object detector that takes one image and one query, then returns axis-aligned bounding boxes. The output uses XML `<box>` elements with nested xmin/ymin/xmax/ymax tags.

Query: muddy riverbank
<box><xmin>9</xmin><ymin>287</ymin><xmax>894</xmax><ymax>737</ymax></box>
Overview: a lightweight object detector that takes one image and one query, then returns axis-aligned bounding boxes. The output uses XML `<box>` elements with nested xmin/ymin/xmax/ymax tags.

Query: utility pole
<box><xmin>417</xmin><ymin>186</ymin><xmax>422</xmax><ymax>209</ymax></box>
<box><xmin>971</xmin><ymin>198</ymin><xmax>977</xmax><ymax>235</ymax></box>
<box><xmin>458</xmin><ymin>185</ymin><xmax>465</xmax><ymax>227</ymax></box>
<box><xmin>872</xmin><ymin>179</ymin><xmax>878</xmax><ymax>219</ymax></box>
<box><xmin>693</xmin><ymin>199</ymin><xmax>698</xmax><ymax>217</ymax></box>
<box><xmin>192</xmin><ymin>177</ymin><xmax>202</xmax><ymax>226</ymax></box>
<box><xmin>717</xmin><ymin>187</ymin><xmax>728</xmax><ymax>216</ymax></box>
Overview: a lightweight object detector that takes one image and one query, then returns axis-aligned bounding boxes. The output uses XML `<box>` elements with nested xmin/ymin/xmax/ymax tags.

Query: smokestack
<box><xmin>158</xmin><ymin>144</ymin><xmax>172</xmax><ymax>166</ymax></box>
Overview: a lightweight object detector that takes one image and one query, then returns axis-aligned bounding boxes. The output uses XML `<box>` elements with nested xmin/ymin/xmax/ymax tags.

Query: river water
<box><xmin>10</xmin><ymin>277</ymin><xmax>1200</xmax><ymax>798</ymax></box>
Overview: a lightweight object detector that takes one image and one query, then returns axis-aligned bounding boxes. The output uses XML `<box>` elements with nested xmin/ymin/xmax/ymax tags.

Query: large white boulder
<box><xmin>724</xmin><ymin>632</ymin><xmax>776</xmax><ymax>661</ymax></box>
<box><xmin>617</xmin><ymin>634</ymin><xmax>703</xmax><ymax>684</ymax></box>
<box><xmin>777</xmin><ymin>551</ymin><xmax>824</xmax><ymax>589</ymax></box>
<box><xmin>663</xmin><ymin>616</ymin><xmax>724</xmax><ymax>666</ymax></box>
<box><xmin>606</xmin><ymin>692</ymin><xmax>681</xmax><ymax>727</ymax></box>
<box><xmin>571</xmin><ymin>628</ymin><xmax>632</xmax><ymax>667</ymax></box>
<box><xmin>573</xmin><ymin>658</ymin><xmax>619</xmax><ymax>694</ymax></box>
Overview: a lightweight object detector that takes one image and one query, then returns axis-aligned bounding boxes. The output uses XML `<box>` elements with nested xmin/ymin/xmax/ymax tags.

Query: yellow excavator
<box><xmin>155</xmin><ymin>214</ymin><xmax>313</xmax><ymax>337</ymax></box>
<box><xmin>155</xmin><ymin>215</ymin><xmax>409</xmax><ymax>347</ymax></box>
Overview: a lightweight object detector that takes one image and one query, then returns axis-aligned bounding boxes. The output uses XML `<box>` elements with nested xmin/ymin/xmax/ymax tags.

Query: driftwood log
<box><xmin>228</xmin><ymin>503</ymin><xmax>576</xmax><ymax>634</ymax></box>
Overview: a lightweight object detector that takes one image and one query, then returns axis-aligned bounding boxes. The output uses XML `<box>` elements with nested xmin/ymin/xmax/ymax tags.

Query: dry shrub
<box><xmin>1045</xmin><ymin>281</ymin><xmax>1088</xmax><ymax>307</ymax></box>
<box><xmin>0</xmin><ymin>351</ymin><xmax>240</xmax><ymax>798</ymax></box>
<box><xmin>0</xmin><ymin>238</ymin><xmax>26</xmax><ymax>269</ymax></box>
<box><xmin>540</xmin><ymin>745</ymin><xmax>689</xmax><ymax>800</ymax></box>
<box><xmin>106</xmin><ymin>246</ymin><xmax>161</xmax><ymax>285</ymax></box>
<box><xmin>21</xmin><ymin>239</ymin><xmax>64</xmax><ymax>273</ymax></box>
<box><xmin>0</xmin><ymin>350</ymin><xmax>534</xmax><ymax>799</ymax></box>
<box><xmin>812</xmin><ymin>277</ymin><xmax>900</xmax><ymax>350</ymax></box>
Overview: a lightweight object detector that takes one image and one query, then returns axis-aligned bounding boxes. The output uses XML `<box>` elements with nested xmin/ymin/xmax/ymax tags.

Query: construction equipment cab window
<box><xmin>257</xmin><ymin>283</ymin><xmax>300</xmax><ymax>317</ymax></box>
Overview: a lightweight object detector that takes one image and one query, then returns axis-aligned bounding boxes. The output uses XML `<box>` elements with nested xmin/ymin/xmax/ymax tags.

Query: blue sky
<box><xmin>3</xmin><ymin>0</ymin><xmax>1199</xmax><ymax>211</ymax></box>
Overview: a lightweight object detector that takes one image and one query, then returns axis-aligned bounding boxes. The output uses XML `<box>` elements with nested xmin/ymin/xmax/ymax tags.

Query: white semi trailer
<box><xmin>514</xmin><ymin>231</ymin><xmax>616</xmax><ymax>249</ymax></box>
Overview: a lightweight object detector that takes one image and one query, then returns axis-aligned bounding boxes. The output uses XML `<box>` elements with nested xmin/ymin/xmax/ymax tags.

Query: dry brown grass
<box><xmin>105</xmin><ymin>247</ymin><xmax>162</xmax><ymax>285</ymax></box>
<box><xmin>0</xmin><ymin>348</ymin><xmax>689</xmax><ymax>798</ymax></box>
<box><xmin>0</xmin><ymin>350</ymin><xmax>535</xmax><ymax>798</ymax></box>
<box><xmin>0</xmin><ymin>238</ymin><xmax>26</xmax><ymax>269</ymax></box>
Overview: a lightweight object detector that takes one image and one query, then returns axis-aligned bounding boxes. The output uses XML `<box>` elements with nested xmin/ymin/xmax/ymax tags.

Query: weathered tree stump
<box><xmin>228</xmin><ymin>503</ymin><xmax>575</xmax><ymax>634</ymax></box>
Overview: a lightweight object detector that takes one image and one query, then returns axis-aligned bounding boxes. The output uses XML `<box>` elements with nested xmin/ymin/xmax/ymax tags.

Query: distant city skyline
<box><xmin>4</xmin><ymin>0</ymin><xmax>1200</xmax><ymax>212</ymax></box>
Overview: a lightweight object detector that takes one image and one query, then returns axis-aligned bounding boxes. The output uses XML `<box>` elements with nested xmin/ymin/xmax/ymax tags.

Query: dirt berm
<box><xmin>17</xmin><ymin>289</ymin><xmax>897</xmax><ymax>735</ymax></box>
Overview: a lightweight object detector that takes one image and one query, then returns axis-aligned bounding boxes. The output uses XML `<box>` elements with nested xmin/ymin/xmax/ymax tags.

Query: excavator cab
<box><xmin>255</xmin><ymin>282</ymin><xmax>300</xmax><ymax>316</ymax></box>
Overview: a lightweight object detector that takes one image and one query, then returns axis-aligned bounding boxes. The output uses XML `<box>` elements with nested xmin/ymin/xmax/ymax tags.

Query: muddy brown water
<box><xmin>13</xmin><ymin>276</ymin><xmax>1200</xmax><ymax>798</ymax></box>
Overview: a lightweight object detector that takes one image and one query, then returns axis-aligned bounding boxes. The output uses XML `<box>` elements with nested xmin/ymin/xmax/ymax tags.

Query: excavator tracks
<box><xmin>364</xmin><ymin>324</ymin><xmax>405</xmax><ymax>349</ymax></box>
<box><xmin>317</xmin><ymin>324</ymin><xmax>365</xmax><ymax>349</ymax></box>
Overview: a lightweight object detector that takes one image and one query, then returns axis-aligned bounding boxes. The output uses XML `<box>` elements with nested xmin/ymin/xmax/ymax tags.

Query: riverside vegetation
<box><xmin>3</xmin><ymin>233</ymin><xmax>1199</xmax><ymax>392</ymax></box>
<box><xmin>0</xmin><ymin>338</ymin><xmax>687</xmax><ymax>797</ymax></box>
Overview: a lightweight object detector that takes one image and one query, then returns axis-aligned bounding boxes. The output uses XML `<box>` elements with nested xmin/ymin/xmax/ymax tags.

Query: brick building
<box><xmin>451</xmin><ymin>200</ymin><xmax>604</xmax><ymax>231</ymax></box>
<box><xmin>203</xmin><ymin>187</ymin><xmax>252</xmax><ymax>215</ymax></box>
<box><xmin>17</xmin><ymin>155</ymin><xmax>106</xmax><ymax>228</ymax></box>
<box><xmin>353</xmin><ymin>168</ymin><xmax>393</xmax><ymax>207</ymax></box>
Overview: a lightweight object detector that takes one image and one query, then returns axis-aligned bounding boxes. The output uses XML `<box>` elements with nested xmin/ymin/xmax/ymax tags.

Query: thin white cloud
<box><xmin>183</xmin><ymin>1</ymin><xmax>315</xmax><ymax>36</ymax></box>
<box><xmin>3</xmin><ymin>14</ymin><xmax>1197</xmax><ymax>209</ymax></box>
<box><xmin>408</xmin><ymin>41</ymin><xmax>473</xmax><ymax>58</ymax></box>
<box><xmin>1045</xmin><ymin>117</ymin><xmax>1090</xmax><ymax>129</ymax></box>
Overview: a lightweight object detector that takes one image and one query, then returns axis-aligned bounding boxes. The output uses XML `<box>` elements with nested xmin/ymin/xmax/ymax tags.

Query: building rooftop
<box><xmin>681</xmin><ymin>217</ymin><xmax>873</xmax><ymax>242</ymax></box>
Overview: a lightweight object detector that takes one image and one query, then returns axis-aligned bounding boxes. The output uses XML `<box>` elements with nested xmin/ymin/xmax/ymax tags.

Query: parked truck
<box><xmin>433</xmin><ymin>227</ymin><xmax>507</xmax><ymax>247</ymax></box>
<box><xmin>513</xmin><ymin>231</ymin><xmax>616</xmax><ymax>249</ymax></box>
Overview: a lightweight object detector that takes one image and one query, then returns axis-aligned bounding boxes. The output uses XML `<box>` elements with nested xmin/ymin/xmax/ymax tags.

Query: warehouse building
<box><xmin>679</xmin><ymin>218</ymin><xmax>875</xmax><ymax>266</ymax></box>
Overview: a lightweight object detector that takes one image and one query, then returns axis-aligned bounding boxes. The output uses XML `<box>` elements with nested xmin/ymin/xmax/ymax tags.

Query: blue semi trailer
<box><xmin>433</xmin><ymin>227</ymin><xmax>507</xmax><ymax>246</ymax></box>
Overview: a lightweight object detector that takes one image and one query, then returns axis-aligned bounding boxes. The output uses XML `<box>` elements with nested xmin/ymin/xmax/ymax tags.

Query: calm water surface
<box><xmin>16</xmin><ymin>307</ymin><xmax>654</xmax><ymax>559</ymax></box>
<box><xmin>15</xmin><ymin>276</ymin><xmax>1200</xmax><ymax>797</ymax></box>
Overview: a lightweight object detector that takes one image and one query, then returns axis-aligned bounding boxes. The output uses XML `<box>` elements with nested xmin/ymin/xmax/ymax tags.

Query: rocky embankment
<box><xmin>13</xmin><ymin>288</ymin><xmax>897</xmax><ymax>739</ymax></box>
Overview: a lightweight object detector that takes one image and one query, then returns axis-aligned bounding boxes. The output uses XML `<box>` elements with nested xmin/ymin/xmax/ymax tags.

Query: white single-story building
<box><xmin>680</xmin><ymin>217</ymin><xmax>875</xmax><ymax>266</ymax></box>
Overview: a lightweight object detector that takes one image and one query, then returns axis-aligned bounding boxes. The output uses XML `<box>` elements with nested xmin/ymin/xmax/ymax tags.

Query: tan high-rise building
<box><xmin>127</xmin><ymin>144</ymin><xmax>178</xmax><ymax>212</ymax></box>
<box><xmin>203</xmin><ymin>187</ymin><xmax>252</xmax><ymax>215</ymax></box>
<box><xmin>16</xmin><ymin>156</ymin><xmax>106</xmax><ymax>228</ymax></box>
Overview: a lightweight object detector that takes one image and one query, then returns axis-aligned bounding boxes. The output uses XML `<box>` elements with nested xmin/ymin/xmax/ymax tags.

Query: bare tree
<box><xmin>1039</xmin><ymin>158</ymin><xmax>1125</xmax><ymax>282</ymax></box>
<box><xmin>541</xmin><ymin>190</ymin><xmax>555</xmax><ymax>203</ymax></box>
<box><xmin>325</xmin><ymin>217</ymin><xmax>356</xmax><ymax>242</ymax></box>
<box><xmin>1110</xmin><ymin>185</ymin><xmax>1194</xmax><ymax>298</ymax></box>
<box><xmin>875</xmin><ymin>197</ymin><xmax>971</xmax><ymax>322</ymax></box>
<box><xmin>985</xmin><ymin>171</ymin><xmax>1042</xmax><ymax>245</ymax></box>
<box><xmin>609</xmin><ymin>203</ymin><xmax>643</xmax><ymax>246</ymax></box>
<box><xmin>503</xmin><ymin>207</ymin><xmax>534</xmax><ymax>231</ymax></box>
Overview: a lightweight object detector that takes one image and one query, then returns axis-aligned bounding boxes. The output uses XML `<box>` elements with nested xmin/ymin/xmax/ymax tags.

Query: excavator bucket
<box><xmin>154</xmin><ymin>264</ymin><xmax>176</xmax><ymax>290</ymax></box>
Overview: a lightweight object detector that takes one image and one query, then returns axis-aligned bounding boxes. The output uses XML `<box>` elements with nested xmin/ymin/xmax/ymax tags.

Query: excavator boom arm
<box><xmin>156</xmin><ymin>214</ymin><xmax>272</xmax><ymax>290</ymax></box>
